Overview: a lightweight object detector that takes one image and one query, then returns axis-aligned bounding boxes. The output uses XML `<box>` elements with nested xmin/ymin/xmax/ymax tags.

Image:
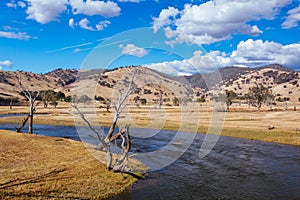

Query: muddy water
<box><xmin>114</xmin><ymin>130</ymin><xmax>300</xmax><ymax>200</ymax></box>
<box><xmin>0</xmin><ymin>123</ymin><xmax>299</xmax><ymax>199</ymax></box>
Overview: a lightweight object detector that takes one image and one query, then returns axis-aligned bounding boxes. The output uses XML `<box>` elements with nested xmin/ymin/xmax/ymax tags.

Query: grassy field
<box><xmin>0</xmin><ymin>103</ymin><xmax>299</xmax><ymax>198</ymax></box>
<box><xmin>0</xmin><ymin>103</ymin><xmax>299</xmax><ymax>146</ymax></box>
<box><xmin>0</xmin><ymin>130</ymin><xmax>143</xmax><ymax>199</ymax></box>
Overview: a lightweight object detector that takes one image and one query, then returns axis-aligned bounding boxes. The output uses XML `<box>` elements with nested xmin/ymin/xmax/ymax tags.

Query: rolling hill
<box><xmin>0</xmin><ymin>64</ymin><xmax>299</xmax><ymax>105</ymax></box>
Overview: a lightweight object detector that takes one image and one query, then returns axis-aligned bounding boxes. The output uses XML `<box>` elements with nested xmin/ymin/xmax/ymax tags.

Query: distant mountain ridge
<box><xmin>0</xmin><ymin>64</ymin><xmax>299</xmax><ymax>104</ymax></box>
<box><xmin>181</xmin><ymin>64</ymin><xmax>296</xmax><ymax>88</ymax></box>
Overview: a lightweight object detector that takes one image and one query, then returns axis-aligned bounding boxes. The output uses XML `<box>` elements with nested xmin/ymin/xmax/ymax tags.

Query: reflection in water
<box><xmin>0</xmin><ymin>123</ymin><xmax>299</xmax><ymax>199</ymax></box>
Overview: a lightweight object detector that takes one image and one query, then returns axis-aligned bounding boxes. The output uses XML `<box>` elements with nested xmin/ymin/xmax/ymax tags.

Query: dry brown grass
<box><xmin>0</xmin><ymin>130</ymin><xmax>140</xmax><ymax>199</ymax></box>
<box><xmin>1</xmin><ymin>104</ymin><xmax>300</xmax><ymax>147</ymax></box>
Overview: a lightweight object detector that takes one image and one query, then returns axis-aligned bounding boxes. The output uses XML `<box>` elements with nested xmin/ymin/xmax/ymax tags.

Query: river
<box><xmin>0</xmin><ymin>122</ymin><xmax>299</xmax><ymax>199</ymax></box>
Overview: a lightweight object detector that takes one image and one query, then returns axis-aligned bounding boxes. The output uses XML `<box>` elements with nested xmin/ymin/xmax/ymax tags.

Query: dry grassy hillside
<box><xmin>0</xmin><ymin>65</ymin><xmax>299</xmax><ymax>106</ymax></box>
<box><xmin>71</xmin><ymin>66</ymin><xmax>193</xmax><ymax>106</ymax></box>
<box><xmin>0</xmin><ymin>66</ymin><xmax>193</xmax><ymax>106</ymax></box>
<box><xmin>0</xmin><ymin>69</ymin><xmax>77</xmax><ymax>101</ymax></box>
<box><xmin>220</xmin><ymin>67</ymin><xmax>300</xmax><ymax>102</ymax></box>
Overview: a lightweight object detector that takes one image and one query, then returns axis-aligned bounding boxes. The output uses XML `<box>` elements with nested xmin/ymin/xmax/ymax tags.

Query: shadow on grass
<box><xmin>0</xmin><ymin>168</ymin><xmax>66</xmax><ymax>190</ymax></box>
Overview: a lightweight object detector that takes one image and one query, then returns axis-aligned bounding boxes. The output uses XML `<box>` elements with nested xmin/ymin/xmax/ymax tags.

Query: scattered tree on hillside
<box><xmin>140</xmin><ymin>98</ymin><xmax>147</xmax><ymax>105</ymax></box>
<box><xmin>225</xmin><ymin>90</ymin><xmax>237</xmax><ymax>111</ymax></box>
<box><xmin>50</xmin><ymin>99</ymin><xmax>58</xmax><ymax>108</ymax></box>
<box><xmin>197</xmin><ymin>95</ymin><xmax>206</xmax><ymax>103</ymax></box>
<box><xmin>133</xmin><ymin>96</ymin><xmax>140</xmax><ymax>108</ymax></box>
<box><xmin>40</xmin><ymin>90</ymin><xmax>66</xmax><ymax>108</ymax></box>
<box><xmin>247</xmin><ymin>84</ymin><xmax>273</xmax><ymax>111</ymax></box>
<box><xmin>64</xmin><ymin>95</ymin><xmax>72</xmax><ymax>102</ymax></box>
<box><xmin>40</xmin><ymin>90</ymin><xmax>55</xmax><ymax>108</ymax></box>
<box><xmin>172</xmin><ymin>97</ymin><xmax>179</xmax><ymax>106</ymax></box>
<box><xmin>55</xmin><ymin>91</ymin><xmax>65</xmax><ymax>101</ymax></box>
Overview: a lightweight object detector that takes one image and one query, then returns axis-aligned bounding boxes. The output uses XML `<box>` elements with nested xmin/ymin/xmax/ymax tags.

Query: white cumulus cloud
<box><xmin>69</xmin><ymin>18</ymin><xmax>75</xmax><ymax>29</ymax></box>
<box><xmin>120</xmin><ymin>44</ymin><xmax>148</xmax><ymax>57</ymax></box>
<box><xmin>7</xmin><ymin>1</ymin><xmax>26</xmax><ymax>8</ymax></box>
<box><xmin>79</xmin><ymin>18</ymin><xmax>94</xmax><ymax>31</ymax></box>
<box><xmin>18</xmin><ymin>1</ymin><xmax>26</xmax><ymax>8</ymax></box>
<box><xmin>96</xmin><ymin>20</ymin><xmax>111</xmax><ymax>31</ymax></box>
<box><xmin>0</xmin><ymin>31</ymin><xmax>30</xmax><ymax>40</ymax></box>
<box><xmin>153</xmin><ymin>0</ymin><xmax>291</xmax><ymax>45</ymax></box>
<box><xmin>70</xmin><ymin>0</ymin><xmax>120</xmax><ymax>17</ymax></box>
<box><xmin>143</xmin><ymin>39</ymin><xmax>300</xmax><ymax>75</ymax></box>
<box><xmin>282</xmin><ymin>5</ymin><xmax>300</xmax><ymax>28</ymax></box>
<box><xmin>78</xmin><ymin>18</ymin><xmax>110</xmax><ymax>31</ymax></box>
<box><xmin>0</xmin><ymin>60</ymin><xmax>13</xmax><ymax>69</ymax></box>
<box><xmin>6</xmin><ymin>3</ymin><xmax>17</xmax><ymax>8</ymax></box>
<box><xmin>231</xmin><ymin>39</ymin><xmax>300</xmax><ymax>67</ymax></box>
<box><xmin>153</xmin><ymin>7</ymin><xmax>179</xmax><ymax>32</ymax></box>
<box><xmin>144</xmin><ymin>50</ymin><xmax>231</xmax><ymax>76</ymax></box>
<box><xmin>25</xmin><ymin>0</ymin><xmax>68</xmax><ymax>24</ymax></box>
<box><xmin>24</xmin><ymin>0</ymin><xmax>120</xmax><ymax>24</ymax></box>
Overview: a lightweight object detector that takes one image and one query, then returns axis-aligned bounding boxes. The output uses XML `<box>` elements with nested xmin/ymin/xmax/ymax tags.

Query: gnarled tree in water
<box><xmin>72</xmin><ymin>71</ymin><xmax>137</xmax><ymax>172</ymax></box>
<box><xmin>17</xmin><ymin>75</ymin><xmax>40</xmax><ymax>134</ymax></box>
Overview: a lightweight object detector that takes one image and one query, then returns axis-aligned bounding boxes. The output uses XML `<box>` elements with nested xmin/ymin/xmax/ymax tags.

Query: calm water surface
<box><xmin>0</xmin><ymin>123</ymin><xmax>299</xmax><ymax>199</ymax></box>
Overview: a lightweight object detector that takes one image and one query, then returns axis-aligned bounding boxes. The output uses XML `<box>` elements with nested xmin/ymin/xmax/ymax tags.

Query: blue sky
<box><xmin>0</xmin><ymin>0</ymin><xmax>299</xmax><ymax>75</ymax></box>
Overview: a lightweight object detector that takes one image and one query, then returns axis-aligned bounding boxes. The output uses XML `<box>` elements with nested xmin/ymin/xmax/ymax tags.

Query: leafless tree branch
<box><xmin>72</xmin><ymin>69</ymin><xmax>137</xmax><ymax>173</ymax></box>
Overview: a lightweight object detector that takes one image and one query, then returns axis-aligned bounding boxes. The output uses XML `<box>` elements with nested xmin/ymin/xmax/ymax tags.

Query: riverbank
<box><xmin>0</xmin><ymin>130</ymin><xmax>140</xmax><ymax>199</ymax></box>
<box><xmin>0</xmin><ymin>104</ymin><xmax>300</xmax><ymax>146</ymax></box>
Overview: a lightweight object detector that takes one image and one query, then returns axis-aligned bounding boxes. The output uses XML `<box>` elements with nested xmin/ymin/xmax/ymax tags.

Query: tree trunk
<box><xmin>106</xmin><ymin>145</ymin><xmax>112</xmax><ymax>170</ymax></box>
<box><xmin>28</xmin><ymin>99</ymin><xmax>34</xmax><ymax>134</ymax></box>
<box><xmin>269</xmin><ymin>99</ymin><xmax>273</xmax><ymax>111</ymax></box>
<box><xmin>284</xmin><ymin>101</ymin><xmax>288</xmax><ymax>111</ymax></box>
<box><xmin>28</xmin><ymin>114</ymin><xmax>33</xmax><ymax>134</ymax></box>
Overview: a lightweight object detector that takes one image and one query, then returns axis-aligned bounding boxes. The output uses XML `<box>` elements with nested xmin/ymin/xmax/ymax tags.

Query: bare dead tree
<box><xmin>18</xmin><ymin>75</ymin><xmax>40</xmax><ymax>134</ymax></box>
<box><xmin>283</xmin><ymin>100</ymin><xmax>288</xmax><ymax>111</ymax></box>
<box><xmin>72</xmin><ymin>70</ymin><xmax>137</xmax><ymax>173</ymax></box>
<box><xmin>106</xmin><ymin>100</ymin><xmax>111</xmax><ymax>112</ymax></box>
<box><xmin>159</xmin><ymin>90</ymin><xmax>163</xmax><ymax>109</ymax></box>
<box><xmin>10</xmin><ymin>99</ymin><xmax>13</xmax><ymax>110</ymax></box>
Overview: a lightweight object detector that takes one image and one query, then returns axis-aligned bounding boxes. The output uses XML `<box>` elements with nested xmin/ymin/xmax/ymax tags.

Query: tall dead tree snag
<box><xmin>73</xmin><ymin>70</ymin><xmax>137</xmax><ymax>172</ymax></box>
<box><xmin>18</xmin><ymin>75</ymin><xmax>40</xmax><ymax>134</ymax></box>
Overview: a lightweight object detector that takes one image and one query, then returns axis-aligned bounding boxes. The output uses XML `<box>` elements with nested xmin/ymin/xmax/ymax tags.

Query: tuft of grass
<box><xmin>0</xmin><ymin>130</ymin><xmax>142</xmax><ymax>199</ymax></box>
